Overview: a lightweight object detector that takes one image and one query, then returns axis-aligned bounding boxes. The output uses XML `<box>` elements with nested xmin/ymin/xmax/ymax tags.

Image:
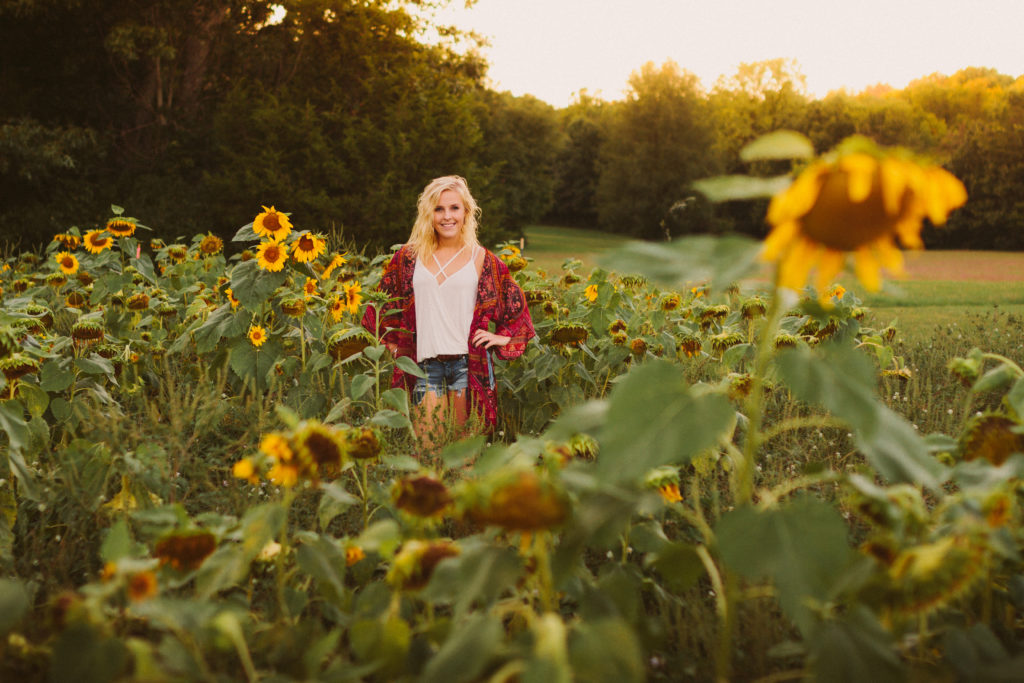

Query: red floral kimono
<box><xmin>361</xmin><ymin>245</ymin><xmax>535</xmax><ymax>427</ymax></box>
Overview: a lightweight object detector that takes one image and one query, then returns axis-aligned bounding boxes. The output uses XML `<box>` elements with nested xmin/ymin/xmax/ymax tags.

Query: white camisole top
<box><xmin>413</xmin><ymin>244</ymin><xmax>479</xmax><ymax>362</ymax></box>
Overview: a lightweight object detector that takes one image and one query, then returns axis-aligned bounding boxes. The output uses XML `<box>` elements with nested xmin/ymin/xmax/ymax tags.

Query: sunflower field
<box><xmin>2</xmin><ymin>135</ymin><xmax>1024</xmax><ymax>682</ymax></box>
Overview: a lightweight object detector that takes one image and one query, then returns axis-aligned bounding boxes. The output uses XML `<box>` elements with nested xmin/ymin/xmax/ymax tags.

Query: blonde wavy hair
<box><xmin>407</xmin><ymin>175</ymin><xmax>481</xmax><ymax>261</ymax></box>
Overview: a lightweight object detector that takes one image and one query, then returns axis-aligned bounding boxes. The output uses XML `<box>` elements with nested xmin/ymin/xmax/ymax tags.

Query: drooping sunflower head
<box><xmin>763</xmin><ymin>138</ymin><xmax>967</xmax><ymax>295</ymax></box>
<box><xmin>154</xmin><ymin>531</ymin><xmax>217</xmax><ymax>572</ymax></box>
<box><xmin>387</xmin><ymin>540</ymin><xmax>460</xmax><ymax>592</ymax></box>
<box><xmin>127</xmin><ymin>571</ymin><xmax>158</xmax><ymax>602</ymax></box>
<box><xmin>126</xmin><ymin>292</ymin><xmax>150</xmax><ymax>311</ymax></box>
<box><xmin>105</xmin><ymin>218</ymin><xmax>137</xmax><ymax>238</ymax></box>
<box><xmin>392</xmin><ymin>475</ymin><xmax>452</xmax><ymax>518</ymax></box>
<box><xmin>292</xmin><ymin>232</ymin><xmax>327</xmax><ymax>263</ymax></box>
<box><xmin>328</xmin><ymin>330</ymin><xmax>374</xmax><ymax>361</ymax></box>
<box><xmin>548</xmin><ymin>323</ymin><xmax>588</xmax><ymax>347</ymax></box>
<box><xmin>45</xmin><ymin>272</ymin><xmax>68</xmax><ymax>288</ymax></box>
<box><xmin>959</xmin><ymin>413</ymin><xmax>1024</xmax><ymax>466</ymax></box>
<box><xmin>253</xmin><ymin>206</ymin><xmax>293</xmax><ymax>242</ymax></box>
<box><xmin>256</xmin><ymin>240</ymin><xmax>289</xmax><ymax>272</ymax></box>
<box><xmin>629</xmin><ymin>338</ymin><xmax>647</xmax><ymax>357</ymax></box>
<box><xmin>740</xmin><ymin>297</ymin><xmax>767</xmax><ymax>320</ymax></box>
<box><xmin>83</xmin><ymin>230</ymin><xmax>112</xmax><ymax>254</ymax></box>
<box><xmin>463</xmin><ymin>469</ymin><xmax>570</xmax><ymax>532</ymax></box>
<box><xmin>52</xmin><ymin>233</ymin><xmax>81</xmax><ymax>250</ymax></box>
<box><xmin>0</xmin><ymin>353</ymin><xmax>41</xmax><ymax>382</ymax></box>
<box><xmin>710</xmin><ymin>331</ymin><xmax>744</xmax><ymax>356</ymax></box>
<box><xmin>677</xmin><ymin>334</ymin><xmax>702</xmax><ymax>358</ymax></box>
<box><xmin>198</xmin><ymin>233</ymin><xmax>223</xmax><ymax>256</ymax></box>
<box><xmin>70</xmin><ymin>319</ymin><xmax>104</xmax><ymax>343</ymax></box>
<box><xmin>280</xmin><ymin>297</ymin><xmax>306</xmax><ymax>318</ymax></box>
<box><xmin>166</xmin><ymin>244</ymin><xmax>188</xmax><ymax>263</ymax></box>
<box><xmin>346</xmin><ymin>426</ymin><xmax>381</xmax><ymax>460</ymax></box>
<box><xmin>64</xmin><ymin>291</ymin><xmax>88</xmax><ymax>310</ymax></box>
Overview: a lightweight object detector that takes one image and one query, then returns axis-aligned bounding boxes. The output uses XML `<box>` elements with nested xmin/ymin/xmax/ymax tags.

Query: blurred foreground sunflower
<box><xmin>763</xmin><ymin>137</ymin><xmax>966</xmax><ymax>294</ymax></box>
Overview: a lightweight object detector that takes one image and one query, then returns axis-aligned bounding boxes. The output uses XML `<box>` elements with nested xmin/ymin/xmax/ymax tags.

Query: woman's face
<box><xmin>432</xmin><ymin>189</ymin><xmax>466</xmax><ymax>243</ymax></box>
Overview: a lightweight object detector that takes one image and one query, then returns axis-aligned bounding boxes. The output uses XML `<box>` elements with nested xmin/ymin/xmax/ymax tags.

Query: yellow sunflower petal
<box><xmin>853</xmin><ymin>246</ymin><xmax>882</xmax><ymax>292</ymax></box>
<box><xmin>813</xmin><ymin>249</ymin><xmax>845</xmax><ymax>297</ymax></box>
<box><xmin>879</xmin><ymin>158</ymin><xmax>909</xmax><ymax>215</ymax></box>
<box><xmin>767</xmin><ymin>163</ymin><xmax>826</xmax><ymax>226</ymax></box>
<box><xmin>840</xmin><ymin>154</ymin><xmax>877</xmax><ymax>203</ymax></box>
<box><xmin>778</xmin><ymin>237</ymin><xmax>820</xmax><ymax>291</ymax></box>
<box><xmin>893</xmin><ymin>216</ymin><xmax>924</xmax><ymax>249</ymax></box>
<box><xmin>760</xmin><ymin>220</ymin><xmax>800</xmax><ymax>262</ymax></box>
<box><xmin>875</xmin><ymin>238</ymin><xmax>905</xmax><ymax>276</ymax></box>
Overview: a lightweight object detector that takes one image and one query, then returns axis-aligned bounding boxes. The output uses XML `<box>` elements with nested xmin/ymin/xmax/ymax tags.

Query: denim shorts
<box><xmin>412</xmin><ymin>355</ymin><xmax>469</xmax><ymax>404</ymax></box>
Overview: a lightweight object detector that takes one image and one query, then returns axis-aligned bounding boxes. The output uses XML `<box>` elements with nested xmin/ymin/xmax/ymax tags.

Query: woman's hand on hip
<box><xmin>472</xmin><ymin>329</ymin><xmax>511</xmax><ymax>349</ymax></box>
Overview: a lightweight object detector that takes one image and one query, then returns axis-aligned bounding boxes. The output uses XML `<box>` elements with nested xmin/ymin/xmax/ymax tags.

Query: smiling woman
<box><xmin>362</xmin><ymin>176</ymin><xmax>535</xmax><ymax>444</ymax></box>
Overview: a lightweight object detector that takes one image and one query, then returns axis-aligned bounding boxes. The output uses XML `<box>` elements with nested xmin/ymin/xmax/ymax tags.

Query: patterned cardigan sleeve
<box><xmin>490</xmin><ymin>254</ymin><xmax>535</xmax><ymax>361</ymax></box>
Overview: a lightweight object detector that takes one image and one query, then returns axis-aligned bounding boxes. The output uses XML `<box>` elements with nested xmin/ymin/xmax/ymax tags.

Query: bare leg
<box><xmin>414</xmin><ymin>390</ymin><xmax>447</xmax><ymax>452</ymax></box>
<box><xmin>450</xmin><ymin>388</ymin><xmax>470</xmax><ymax>427</ymax></box>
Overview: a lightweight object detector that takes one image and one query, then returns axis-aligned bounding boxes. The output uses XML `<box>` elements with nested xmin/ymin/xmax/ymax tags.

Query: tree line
<box><xmin>2</xmin><ymin>1</ymin><xmax>1022</xmax><ymax>251</ymax></box>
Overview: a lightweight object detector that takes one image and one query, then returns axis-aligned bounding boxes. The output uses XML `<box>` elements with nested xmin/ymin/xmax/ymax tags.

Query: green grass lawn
<box><xmin>522</xmin><ymin>224</ymin><xmax>1024</xmax><ymax>342</ymax></box>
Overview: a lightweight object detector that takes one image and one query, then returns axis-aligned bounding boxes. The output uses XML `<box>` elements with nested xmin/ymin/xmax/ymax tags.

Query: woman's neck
<box><xmin>435</xmin><ymin>236</ymin><xmax>464</xmax><ymax>252</ymax></box>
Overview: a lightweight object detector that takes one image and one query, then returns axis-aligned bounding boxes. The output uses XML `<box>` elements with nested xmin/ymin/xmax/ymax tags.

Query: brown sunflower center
<box><xmin>800</xmin><ymin>170</ymin><xmax>911</xmax><ymax>251</ymax></box>
<box><xmin>298</xmin><ymin>235</ymin><xmax>314</xmax><ymax>250</ymax></box>
<box><xmin>265</xmin><ymin>245</ymin><xmax>281</xmax><ymax>262</ymax></box>
<box><xmin>264</xmin><ymin>213</ymin><xmax>280</xmax><ymax>231</ymax></box>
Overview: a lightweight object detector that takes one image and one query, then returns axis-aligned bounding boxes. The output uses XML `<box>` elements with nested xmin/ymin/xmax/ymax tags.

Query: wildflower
<box><xmin>154</xmin><ymin>531</ymin><xmax>217</xmax><ymax>572</ymax></box>
<box><xmin>256</xmin><ymin>240</ymin><xmax>289</xmax><ymax>272</ymax></box>
<box><xmin>233</xmin><ymin>458</ymin><xmax>259</xmax><ymax>484</ymax></box>
<box><xmin>199</xmin><ymin>233</ymin><xmax>223</xmax><ymax>255</ymax></box>
<box><xmin>106</xmin><ymin>218</ymin><xmax>136</xmax><ymax>237</ymax></box>
<box><xmin>392</xmin><ymin>475</ymin><xmax>452</xmax><ymax>518</ymax></box>
<box><xmin>388</xmin><ymin>540</ymin><xmax>460</xmax><ymax>591</ymax></box>
<box><xmin>127</xmin><ymin>571</ymin><xmax>158</xmax><ymax>602</ymax></box>
<box><xmin>584</xmin><ymin>284</ymin><xmax>598</xmax><ymax>303</ymax></box>
<box><xmin>320</xmin><ymin>253</ymin><xmax>347</xmax><ymax>280</ymax></box>
<box><xmin>302</xmin><ymin>277</ymin><xmax>318</xmax><ymax>299</ymax></box>
<box><xmin>346</xmin><ymin>545</ymin><xmax>365</xmax><ymax>566</ymax></box>
<box><xmin>762</xmin><ymin>140</ymin><xmax>967</xmax><ymax>294</ymax></box>
<box><xmin>660</xmin><ymin>293</ymin><xmax>681</xmax><ymax>312</ymax></box>
<box><xmin>253</xmin><ymin>206</ymin><xmax>292</xmax><ymax>242</ymax></box>
<box><xmin>83</xmin><ymin>230</ymin><xmax>112</xmax><ymax>254</ymax></box>
<box><xmin>248</xmin><ymin>324</ymin><xmax>268</xmax><ymax>348</ymax></box>
<box><xmin>52</xmin><ymin>233</ymin><xmax>81</xmax><ymax>250</ymax></box>
<box><xmin>698</xmin><ymin>305</ymin><xmax>730</xmax><ymax>329</ymax></box>
<box><xmin>342</xmin><ymin>282</ymin><xmax>362</xmax><ymax>315</ymax></box>
<box><xmin>292</xmin><ymin>231</ymin><xmax>327</xmax><ymax>263</ymax></box>
<box><xmin>611</xmin><ymin>331</ymin><xmax>628</xmax><ymax>346</ymax></box>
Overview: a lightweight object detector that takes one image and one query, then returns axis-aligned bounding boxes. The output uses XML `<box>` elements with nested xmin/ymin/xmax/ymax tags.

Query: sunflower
<box><xmin>248</xmin><ymin>324</ymin><xmax>268</xmax><ymax>348</ymax></box>
<box><xmin>65</xmin><ymin>291</ymin><xmax>88</xmax><ymax>309</ymax></box>
<box><xmin>466</xmin><ymin>470</ymin><xmax>569</xmax><ymax>532</ymax></box>
<box><xmin>327</xmin><ymin>330</ymin><xmax>373</xmax><ymax>361</ymax></box>
<box><xmin>584</xmin><ymin>284</ymin><xmax>598</xmax><ymax>303</ymax></box>
<box><xmin>106</xmin><ymin>218</ymin><xmax>137</xmax><ymax>237</ymax></box>
<box><xmin>346</xmin><ymin>426</ymin><xmax>381</xmax><ymax>460</ymax></box>
<box><xmin>342</xmin><ymin>282</ymin><xmax>362</xmax><ymax>314</ymax></box>
<box><xmin>280</xmin><ymin>297</ymin><xmax>305</xmax><ymax>318</ymax></box>
<box><xmin>71</xmin><ymin>320</ymin><xmax>104</xmax><ymax>342</ymax></box>
<box><xmin>548</xmin><ymin>323</ymin><xmax>588</xmax><ymax>346</ymax></box>
<box><xmin>256</xmin><ymin>240</ymin><xmax>289</xmax><ymax>272</ymax></box>
<box><xmin>763</xmin><ymin>140</ymin><xmax>967</xmax><ymax>295</ymax></box>
<box><xmin>292</xmin><ymin>421</ymin><xmax>348</xmax><ymax>479</ymax></box>
<box><xmin>292</xmin><ymin>231</ymin><xmax>327</xmax><ymax>263</ymax></box>
<box><xmin>167</xmin><ymin>245</ymin><xmax>188</xmax><ymax>263</ymax></box>
<box><xmin>199</xmin><ymin>233</ymin><xmax>223</xmax><ymax>255</ymax></box>
<box><xmin>320</xmin><ymin>253</ymin><xmax>348</xmax><ymax>280</ymax></box>
<box><xmin>83</xmin><ymin>230</ymin><xmax>112</xmax><ymax>254</ymax></box>
<box><xmin>329</xmin><ymin>296</ymin><xmax>345</xmax><ymax>323</ymax></box>
<box><xmin>0</xmin><ymin>353</ymin><xmax>41</xmax><ymax>382</ymax></box>
<box><xmin>253</xmin><ymin>206</ymin><xmax>292</xmax><ymax>242</ymax></box>
<box><xmin>260</xmin><ymin>432</ymin><xmax>294</xmax><ymax>462</ymax></box>
<box><xmin>661</xmin><ymin>293</ymin><xmax>681</xmax><ymax>311</ymax></box>
<box><xmin>302</xmin><ymin>277</ymin><xmax>318</xmax><ymax>299</ymax></box>
<box><xmin>387</xmin><ymin>540</ymin><xmax>460</xmax><ymax>591</ymax></box>
<box><xmin>392</xmin><ymin>475</ymin><xmax>452</xmax><ymax>518</ymax></box>
<box><xmin>959</xmin><ymin>414</ymin><xmax>1024</xmax><ymax>466</ymax></box>
<box><xmin>232</xmin><ymin>458</ymin><xmax>260</xmax><ymax>484</ymax></box>
<box><xmin>346</xmin><ymin>546</ymin><xmax>365</xmax><ymax>566</ymax></box>
<box><xmin>126</xmin><ymin>293</ymin><xmax>150</xmax><ymax>311</ymax></box>
<box><xmin>52</xmin><ymin>233</ymin><xmax>80</xmax><ymax>250</ymax></box>
<box><xmin>740</xmin><ymin>298</ymin><xmax>767</xmax><ymax>320</ymax></box>
<box><xmin>45</xmin><ymin>272</ymin><xmax>67</xmax><ymax>288</ymax></box>
<box><xmin>224</xmin><ymin>288</ymin><xmax>240</xmax><ymax>310</ymax></box>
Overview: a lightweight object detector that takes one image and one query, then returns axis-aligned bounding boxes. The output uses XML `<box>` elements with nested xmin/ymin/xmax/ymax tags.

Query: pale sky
<box><xmin>436</xmin><ymin>0</ymin><xmax>1024</xmax><ymax>105</ymax></box>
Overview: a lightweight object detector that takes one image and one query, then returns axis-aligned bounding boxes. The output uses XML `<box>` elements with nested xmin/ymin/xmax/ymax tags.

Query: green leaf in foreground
<box><xmin>776</xmin><ymin>344</ymin><xmax>947</xmax><ymax>489</ymax></box>
<box><xmin>597</xmin><ymin>360</ymin><xmax>733</xmax><ymax>482</ymax></box>
<box><xmin>600</xmin><ymin>235</ymin><xmax>761</xmax><ymax>292</ymax></box>
<box><xmin>717</xmin><ymin>497</ymin><xmax>857</xmax><ymax>637</ymax></box>
<box><xmin>740</xmin><ymin>130</ymin><xmax>815</xmax><ymax>161</ymax></box>
<box><xmin>692</xmin><ymin>174</ymin><xmax>792</xmax><ymax>202</ymax></box>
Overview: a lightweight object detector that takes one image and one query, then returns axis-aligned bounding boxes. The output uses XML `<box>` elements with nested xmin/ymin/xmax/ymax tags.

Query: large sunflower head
<box><xmin>959</xmin><ymin>413</ymin><xmax>1024</xmax><ymax>466</ymax></box>
<box><xmin>83</xmin><ymin>230</ymin><xmax>112</xmax><ymax>254</ymax></box>
<box><xmin>292</xmin><ymin>232</ymin><xmax>327</xmax><ymax>263</ymax></box>
<box><xmin>256</xmin><ymin>240</ymin><xmax>289</xmax><ymax>272</ymax></box>
<box><xmin>253</xmin><ymin>206</ymin><xmax>292</xmax><ymax>242</ymax></box>
<box><xmin>105</xmin><ymin>218</ymin><xmax>137</xmax><ymax>238</ymax></box>
<box><xmin>292</xmin><ymin>421</ymin><xmax>348</xmax><ymax>480</ymax></box>
<box><xmin>763</xmin><ymin>138</ymin><xmax>967</xmax><ymax>295</ymax></box>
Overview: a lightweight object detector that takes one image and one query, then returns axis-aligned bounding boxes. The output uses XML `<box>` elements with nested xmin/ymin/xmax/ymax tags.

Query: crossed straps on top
<box><xmin>428</xmin><ymin>244</ymin><xmax>476</xmax><ymax>285</ymax></box>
